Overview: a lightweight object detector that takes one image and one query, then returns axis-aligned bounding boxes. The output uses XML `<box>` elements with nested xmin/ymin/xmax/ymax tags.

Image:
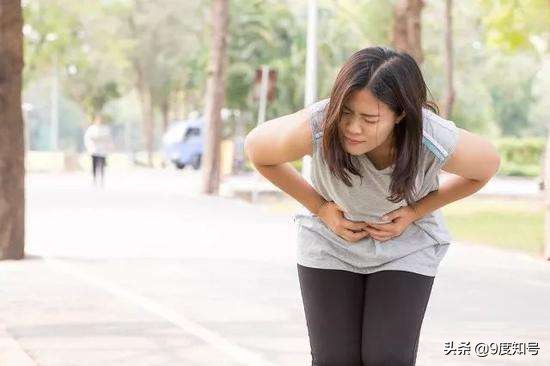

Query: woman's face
<box><xmin>339</xmin><ymin>88</ymin><xmax>403</xmax><ymax>156</ymax></box>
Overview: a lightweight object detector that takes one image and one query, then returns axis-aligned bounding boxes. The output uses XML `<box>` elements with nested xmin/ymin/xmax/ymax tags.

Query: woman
<box><xmin>244</xmin><ymin>46</ymin><xmax>500</xmax><ymax>365</ymax></box>
<box><xmin>84</xmin><ymin>114</ymin><xmax>114</xmax><ymax>188</ymax></box>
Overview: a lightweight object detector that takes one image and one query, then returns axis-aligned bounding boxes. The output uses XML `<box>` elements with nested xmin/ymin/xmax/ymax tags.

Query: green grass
<box><xmin>441</xmin><ymin>197</ymin><xmax>544</xmax><ymax>256</ymax></box>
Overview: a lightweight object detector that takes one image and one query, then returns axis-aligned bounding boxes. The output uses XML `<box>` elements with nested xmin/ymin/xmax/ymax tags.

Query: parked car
<box><xmin>162</xmin><ymin>117</ymin><xmax>203</xmax><ymax>170</ymax></box>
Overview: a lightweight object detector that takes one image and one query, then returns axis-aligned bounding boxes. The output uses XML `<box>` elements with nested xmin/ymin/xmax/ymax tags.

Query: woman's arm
<box><xmin>411</xmin><ymin>128</ymin><xmax>501</xmax><ymax>219</ymax></box>
<box><xmin>245</xmin><ymin>107</ymin><xmax>371</xmax><ymax>243</ymax></box>
<box><xmin>244</xmin><ymin>108</ymin><xmax>327</xmax><ymax>215</ymax></box>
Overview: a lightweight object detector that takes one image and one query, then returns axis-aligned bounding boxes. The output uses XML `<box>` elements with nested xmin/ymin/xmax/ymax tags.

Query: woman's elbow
<box><xmin>491</xmin><ymin>153</ymin><xmax>501</xmax><ymax>176</ymax></box>
<box><xmin>478</xmin><ymin>140</ymin><xmax>501</xmax><ymax>180</ymax></box>
<box><xmin>243</xmin><ymin>133</ymin><xmax>257</xmax><ymax>164</ymax></box>
<box><xmin>478</xmin><ymin>151</ymin><xmax>501</xmax><ymax>182</ymax></box>
<box><xmin>244</xmin><ymin>130</ymin><xmax>267</xmax><ymax>166</ymax></box>
<box><xmin>470</xmin><ymin>148</ymin><xmax>501</xmax><ymax>183</ymax></box>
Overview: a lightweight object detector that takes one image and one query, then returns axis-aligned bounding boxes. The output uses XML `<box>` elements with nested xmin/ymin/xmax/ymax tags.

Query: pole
<box><xmin>301</xmin><ymin>0</ymin><xmax>318</xmax><ymax>184</ymax></box>
<box><xmin>256</xmin><ymin>65</ymin><xmax>269</xmax><ymax>127</ymax></box>
<box><xmin>50</xmin><ymin>53</ymin><xmax>59</xmax><ymax>151</ymax></box>
<box><xmin>252</xmin><ymin>65</ymin><xmax>270</xmax><ymax>203</ymax></box>
<box><xmin>544</xmin><ymin>128</ymin><xmax>550</xmax><ymax>260</ymax></box>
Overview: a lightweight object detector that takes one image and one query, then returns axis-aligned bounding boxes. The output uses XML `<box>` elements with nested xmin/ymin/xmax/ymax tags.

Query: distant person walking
<box><xmin>84</xmin><ymin>115</ymin><xmax>114</xmax><ymax>187</ymax></box>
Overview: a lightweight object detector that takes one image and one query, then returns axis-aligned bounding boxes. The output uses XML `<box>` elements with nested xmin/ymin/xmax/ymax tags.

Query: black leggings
<box><xmin>91</xmin><ymin>155</ymin><xmax>106</xmax><ymax>184</ymax></box>
<box><xmin>297</xmin><ymin>263</ymin><xmax>435</xmax><ymax>366</ymax></box>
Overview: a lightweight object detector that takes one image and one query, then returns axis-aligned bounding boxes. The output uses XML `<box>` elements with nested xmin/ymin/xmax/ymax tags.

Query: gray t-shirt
<box><xmin>293</xmin><ymin>98</ymin><xmax>459</xmax><ymax>277</ymax></box>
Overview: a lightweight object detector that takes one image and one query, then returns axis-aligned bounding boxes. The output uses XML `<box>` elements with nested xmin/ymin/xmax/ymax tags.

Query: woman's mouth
<box><xmin>345</xmin><ymin>136</ymin><xmax>365</xmax><ymax>145</ymax></box>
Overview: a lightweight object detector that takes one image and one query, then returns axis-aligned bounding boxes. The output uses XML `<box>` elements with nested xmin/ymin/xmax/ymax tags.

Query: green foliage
<box><xmin>496</xmin><ymin>137</ymin><xmax>545</xmax><ymax>165</ymax></box>
<box><xmin>21</xmin><ymin>0</ymin><xmax>548</xmax><ymax>155</ymax></box>
<box><xmin>478</xmin><ymin>0</ymin><xmax>549</xmax><ymax>53</ymax></box>
<box><xmin>226</xmin><ymin>0</ymin><xmax>306</xmax><ymax>117</ymax></box>
<box><xmin>120</xmin><ymin>0</ymin><xmax>205</xmax><ymax>113</ymax></box>
<box><xmin>23</xmin><ymin>0</ymin><xmax>131</xmax><ymax>120</ymax></box>
<box><xmin>315</xmin><ymin>0</ymin><xmax>393</xmax><ymax>97</ymax></box>
<box><xmin>494</xmin><ymin>137</ymin><xmax>545</xmax><ymax>176</ymax></box>
<box><xmin>423</xmin><ymin>0</ymin><xmax>547</xmax><ymax>139</ymax></box>
<box><xmin>22</xmin><ymin>0</ymin><xmax>84</xmax><ymax>82</ymax></box>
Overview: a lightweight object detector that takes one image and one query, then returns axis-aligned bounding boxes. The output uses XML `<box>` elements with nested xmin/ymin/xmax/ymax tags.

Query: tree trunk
<box><xmin>442</xmin><ymin>0</ymin><xmax>455</xmax><ymax>118</ymax></box>
<box><xmin>174</xmin><ymin>90</ymin><xmax>185</xmax><ymax>120</ymax></box>
<box><xmin>0</xmin><ymin>0</ymin><xmax>26</xmax><ymax>260</ymax></box>
<box><xmin>136</xmin><ymin>67</ymin><xmax>154</xmax><ymax>167</ymax></box>
<box><xmin>160</xmin><ymin>99</ymin><xmax>170</xmax><ymax>169</ymax></box>
<box><xmin>161</xmin><ymin>99</ymin><xmax>170</xmax><ymax>134</ymax></box>
<box><xmin>391</xmin><ymin>0</ymin><xmax>424</xmax><ymax>64</ymax></box>
<box><xmin>201</xmin><ymin>0</ymin><xmax>229</xmax><ymax>195</ymax></box>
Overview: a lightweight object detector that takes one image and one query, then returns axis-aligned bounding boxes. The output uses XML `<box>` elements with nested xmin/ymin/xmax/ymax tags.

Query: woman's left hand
<box><xmin>363</xmin><ymin>205</ymin><xmax>420</xmax><ymax>242</ymax></box>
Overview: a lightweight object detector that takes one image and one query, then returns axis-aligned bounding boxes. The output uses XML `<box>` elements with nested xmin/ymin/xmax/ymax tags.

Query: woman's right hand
<box><xmin>316</xmin><ymin>201</ymin><xmax>371</xmax><ymax>243</ymax></box>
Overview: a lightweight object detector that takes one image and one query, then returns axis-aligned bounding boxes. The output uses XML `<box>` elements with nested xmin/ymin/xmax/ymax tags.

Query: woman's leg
<box><xmin>297</xmin><ymin>263</ymin><xmax>365</xmax><ymax>366</ymax></box>
<box><xmin>91</xmin><ymin>155</ymin><xmax>99</xmax><ymax>185</ymax></box>
<box><xmin>361</xmin><ymin>270</ymin><xmax>435</xmax><ymax>366</ymax></box>
<box><xmin>98</xmin><ymin>156</ymin><xmax>106</xmax><ymax>186</ymax></box>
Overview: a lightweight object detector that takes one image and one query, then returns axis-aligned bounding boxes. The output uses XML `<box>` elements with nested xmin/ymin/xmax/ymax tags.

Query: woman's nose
<box><xmin>346</xmin><ymin>118</ymin><xmax>362</xmax><ymax>134</ymax></box>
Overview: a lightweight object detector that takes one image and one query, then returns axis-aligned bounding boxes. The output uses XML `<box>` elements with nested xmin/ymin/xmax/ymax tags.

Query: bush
<box><xmin>494</xmin><ymin>137</ymin><xmax>545</xmax><ymax>177</ymax></box>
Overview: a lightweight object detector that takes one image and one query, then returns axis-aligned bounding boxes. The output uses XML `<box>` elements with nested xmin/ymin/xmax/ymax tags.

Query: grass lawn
<box><xmin>441</xmin><ymin>196</ymin><xmax>544</xmax><ymax>257</ymax></box>
<box><xmin>263</xmin><ymin>195</ymin><xmax>545</xmax><ymax>257</ymax></box>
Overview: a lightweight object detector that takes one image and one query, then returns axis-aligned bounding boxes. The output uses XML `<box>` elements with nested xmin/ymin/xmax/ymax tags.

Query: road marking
<box><xmin>43</xmin><ymin>257</ymin><xmax>278</xmax><ymax>366</ymax></box>
<box><xmin>0</xmin><ymin>326</ymin><xmax>36</xmax><ymax>366</ymax></box>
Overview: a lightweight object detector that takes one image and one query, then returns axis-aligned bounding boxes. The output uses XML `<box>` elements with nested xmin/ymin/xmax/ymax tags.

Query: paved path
<box><xmin>0</xmin><ymin>169</ymin><xmax>548</xmax><ymax>365</ymax></box>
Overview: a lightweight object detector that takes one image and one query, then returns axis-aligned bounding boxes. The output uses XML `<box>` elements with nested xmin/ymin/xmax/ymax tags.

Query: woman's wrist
<box><xmin>410</xmin><ymin>190</ymin><xmax>438</xmax><ymax>220</ymax></box>
<box><xmin>410</xmin><ymin>204</ymin><xmax>424</xmax><ymax>222</ymax></box>
<box><xmin>312</xmin><ymin>197</ymin><xmax>328</xmax><ymax>216</ymax></box>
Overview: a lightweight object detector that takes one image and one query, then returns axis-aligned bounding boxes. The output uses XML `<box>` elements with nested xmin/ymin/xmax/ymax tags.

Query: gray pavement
<box><xmin>1</xmin><ymin>168</ymin><xmax>549</xmax><ymax>365</ymax></box>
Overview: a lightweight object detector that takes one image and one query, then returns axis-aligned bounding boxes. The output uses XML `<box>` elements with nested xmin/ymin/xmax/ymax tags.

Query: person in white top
<box><xmin>83</xmin><ymin>115</ymin><xmax>114</xmax><ymax>187</ymax></box>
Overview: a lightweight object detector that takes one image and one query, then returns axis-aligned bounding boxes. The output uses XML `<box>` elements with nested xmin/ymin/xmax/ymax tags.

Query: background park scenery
<box><xmin>7</xmin><ymin>0</ymin><xmax>548</xmax><ymax>258</ymax></box>
<box><xmin>0</xmin><ymin>0</ymin><xmax>549</xmax><ymax>365</ymax></box>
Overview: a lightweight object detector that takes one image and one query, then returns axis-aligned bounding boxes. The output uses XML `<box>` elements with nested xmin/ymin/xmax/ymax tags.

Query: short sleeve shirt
<box><xmin>293</xmin><ymin>98</ymin><xmax>460</xmax><ymax>277</ymax></box>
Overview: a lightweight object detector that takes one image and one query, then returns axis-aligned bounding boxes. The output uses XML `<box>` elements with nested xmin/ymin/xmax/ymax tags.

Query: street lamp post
<box><xmin>50</xmin><ymin>52</ymin><xmax>59</xmax><ymax>151</ymax></box>
<box><xmin>544</xmin><ymin>128</ymin><xmax>550</xmax><ymax>260</ymax></box>
<box><xmin>301</xmin><ymin>0</ymin><xmax>318</xmax><ymax>184</ymax></box>
<box><xmin>45</xmin><ymin>32</ymin><xmax>60</xmax><ymax>151</ymax></box>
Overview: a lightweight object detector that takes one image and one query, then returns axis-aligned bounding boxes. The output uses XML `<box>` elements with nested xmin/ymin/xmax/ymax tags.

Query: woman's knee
<box><xmin>309</xmin><ymin>331</ymin><xmax>363</xmax><ymax>365</ymax></box>
<box><xmin>361</xmin><ymin>350</ymin><xmax>416</xmax><ymax>366</ymax></box>
<box><xmin>311</xmin><ymin>353</ymin><xmax>362</xmax><ymax>366</ymax></box>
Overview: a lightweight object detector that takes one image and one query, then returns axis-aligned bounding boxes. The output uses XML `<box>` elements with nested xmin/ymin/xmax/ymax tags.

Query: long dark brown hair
<box><xmin>320</xmin><ymin>46</ymin><xmax>439</xmax><ymax>207</ymax></box>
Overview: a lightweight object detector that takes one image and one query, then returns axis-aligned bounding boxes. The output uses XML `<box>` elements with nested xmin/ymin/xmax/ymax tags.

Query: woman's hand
<box><xmin>364</xmin><ymin>205</ymin><xmax>420</xmax><ymax>242</ymax></box>
<box><xmin>316</xmin><ymin>201</ymin><xmax>371</xmax><ymax>243</ymax></box>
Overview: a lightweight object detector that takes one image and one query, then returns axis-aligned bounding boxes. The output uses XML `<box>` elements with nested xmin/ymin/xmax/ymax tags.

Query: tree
<box><xmin>0</xmin><ymin>0</ymin><xmax>25</xmax><ymax>260</ymax></box>
<box><xmin>62</xmin><ymin>3</ymin><xmax>128</xmax><ymax>122</ymax></box>
<box><xmin>125</xmin><ymin>0</ymin><xmax>161</xmax><ymax>167</ymax></box>
<box><xmin>391</xmin><ymin>0</ymin><xmax>424</xmax><ymax>64</ymax></box>
<box><xmin>23</xmin><ymin>1</ymin><xmax>129</xmax><ymax>149</ymax></box>
<box><xmin>123</xmin><ymin>0</ymin><xmax>204</xmax><ymax>166</ymax></box>
<box><xmin>201</xmin><ymin>0</ymin><xmax>229</xmax><ymax>195</ymax></box>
